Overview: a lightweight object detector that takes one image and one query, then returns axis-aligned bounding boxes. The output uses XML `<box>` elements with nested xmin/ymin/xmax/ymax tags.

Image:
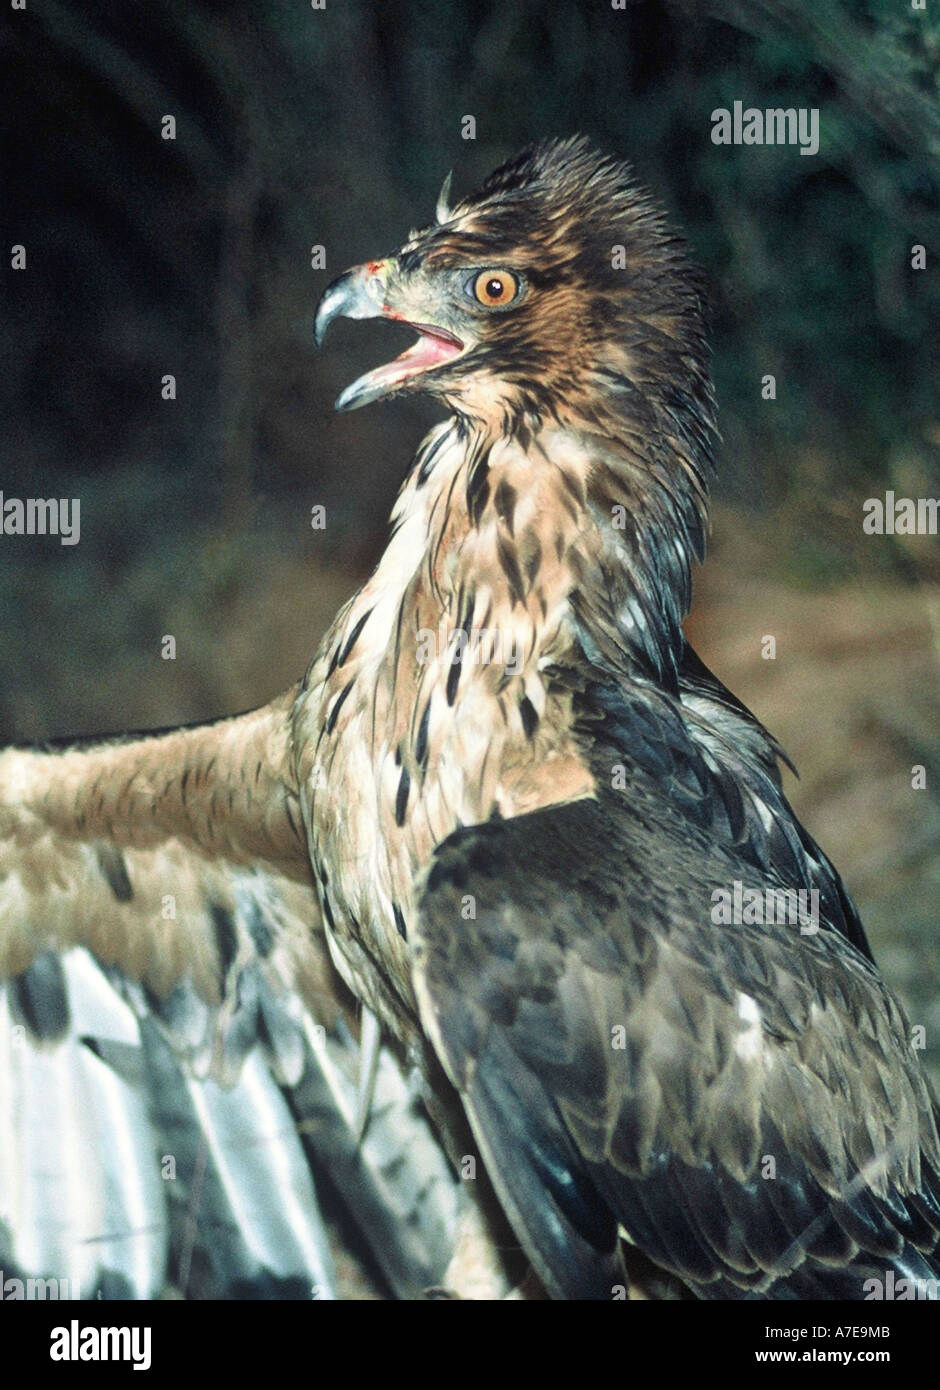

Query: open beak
<box><xmin>315</xmin><ymin>262</ymin><xmax>464</xmax><ymax>411</ymax></box>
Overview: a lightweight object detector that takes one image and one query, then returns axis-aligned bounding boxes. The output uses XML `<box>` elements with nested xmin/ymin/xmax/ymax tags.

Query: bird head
<box><xmin>315</xmin><ymin>136</ymin><xmax>715</xmax><ymax>447</ymax></box>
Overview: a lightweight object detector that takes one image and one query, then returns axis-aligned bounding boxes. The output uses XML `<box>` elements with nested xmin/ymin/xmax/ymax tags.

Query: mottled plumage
<box><xmin>306</xmin><ymin>136</ymin><xmax>940</xmax><ymax>1297</ymax></box>
<box><xmin>1</xmin><ymin>137</ymin><xmax>937</xmax><ymax>1300</ymax></box>
<box><xmin>0</xmin><ymin>699</ymin><xmax>457</xmax><ymax>1297</ymax></box>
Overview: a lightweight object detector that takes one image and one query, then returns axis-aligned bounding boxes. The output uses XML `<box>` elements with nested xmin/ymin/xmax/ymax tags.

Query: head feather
<box><xmin>435</xmin><ymin>170</ymin><xmax>454</xmax><ymax>225</ymax></box>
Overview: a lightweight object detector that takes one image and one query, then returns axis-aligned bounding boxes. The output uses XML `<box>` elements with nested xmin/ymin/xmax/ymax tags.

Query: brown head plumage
<box><xmin>316</xmin><ymin>136</ymin><xmax>714</xmax><ymax>448</ymax></box>
<box><xmin>316</xmin><ymin>137</ymin><xmax>718</xmax><ymax>683</ymax></box>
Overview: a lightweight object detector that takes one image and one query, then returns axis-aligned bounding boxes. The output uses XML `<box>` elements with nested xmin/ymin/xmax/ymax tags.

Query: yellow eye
<box><xmin>471</xmin><ymin>269</ymin><xmax>520</xmax><ymax>307</ymax></box>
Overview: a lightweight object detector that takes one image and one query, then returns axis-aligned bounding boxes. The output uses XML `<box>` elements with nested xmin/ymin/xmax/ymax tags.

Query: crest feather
<box><xmin>435</xmin><ymin>170</ymin><xmax>454</xmax><ymax>225</ymax></box>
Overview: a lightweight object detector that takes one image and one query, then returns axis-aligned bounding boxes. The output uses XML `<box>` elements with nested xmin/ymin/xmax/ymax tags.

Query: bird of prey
<box><xmin>2</xmin><ymin>136</ymin><xmax>939</xmax><ymax>1300</ymax></box>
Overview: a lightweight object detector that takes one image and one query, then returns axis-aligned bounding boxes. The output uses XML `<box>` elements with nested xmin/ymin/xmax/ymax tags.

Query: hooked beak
<box><xmin>315</xmin><ymin>262</ymin><xmax>464</xmax><ymax>411</ymax></box>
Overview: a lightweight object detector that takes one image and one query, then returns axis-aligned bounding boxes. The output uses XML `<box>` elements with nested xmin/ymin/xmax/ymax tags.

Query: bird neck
<box><xmin>299</xmin><ymin>403</ymin><xmax>711</xmax><ymax>1021</ymax></box>
<box><xmin>405</xmin><ymin>406</ymin><xmax>710</xmax><ymax>692</ymax></box>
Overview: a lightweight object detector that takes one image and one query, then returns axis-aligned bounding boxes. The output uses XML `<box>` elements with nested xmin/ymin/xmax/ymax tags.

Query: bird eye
<box><xmin>469</xmin><ymin>269</ymin><xmax>520</xmax><ymax>308</ymax></box>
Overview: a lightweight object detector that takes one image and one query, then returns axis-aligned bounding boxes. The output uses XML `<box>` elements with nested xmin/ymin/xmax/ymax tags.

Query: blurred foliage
<box><xmin>2</xmin><ymin>0</ymin><xmax>938</xmax><ymax>545</ymax></box>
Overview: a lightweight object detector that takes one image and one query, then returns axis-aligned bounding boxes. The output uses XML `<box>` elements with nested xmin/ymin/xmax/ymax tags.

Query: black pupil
<box><xmin>486</xmin><ymin>278</ymin><xmax>505</xmax><ymax>299</ymax></box>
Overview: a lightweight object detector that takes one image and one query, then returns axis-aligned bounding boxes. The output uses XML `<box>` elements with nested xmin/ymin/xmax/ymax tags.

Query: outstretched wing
<box><xmin>0</xmin><ymin>690</ymin><xmax>457</xmax><ymax>1298</ymax></box>
<box><xmin>412</xmin><ymin>683</ymin><xmax>940</xmax><ymax>1300</ymax></box>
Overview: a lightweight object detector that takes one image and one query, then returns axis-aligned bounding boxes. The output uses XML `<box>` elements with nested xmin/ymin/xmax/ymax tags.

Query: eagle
<box><xmin>2</xmin><ymin>136</ymin><xmax>938</xmax><ymax>1300</ymax></box>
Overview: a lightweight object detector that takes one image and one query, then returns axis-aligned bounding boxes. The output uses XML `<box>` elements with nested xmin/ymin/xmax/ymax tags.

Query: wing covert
<box><xmin>413</xmin><ymin>780</ymin><xmax>940</xmax><ymax>1299</ymax></box>
<box><xmin>0</xmin><ymin>694</ymin><xmax>458</xmax><ymax>1298</ymax></box>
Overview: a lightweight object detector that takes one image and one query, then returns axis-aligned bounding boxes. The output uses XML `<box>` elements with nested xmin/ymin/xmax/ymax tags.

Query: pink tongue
<box><xmin>406</xmin><ymin>333</ymin><xmax>460</xmax><ymax>366</ymax></box>
<box><xmin>388</xmin><ymin>332</ymin><xmax>460</xmax><ymax>375</ymax></box>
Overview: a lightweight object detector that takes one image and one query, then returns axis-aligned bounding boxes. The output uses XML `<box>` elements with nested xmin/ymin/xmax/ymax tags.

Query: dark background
<box><xmin>1</xmin><ymin>0</ymin><xmax>938</xmax><ymax>1077</ymax></box>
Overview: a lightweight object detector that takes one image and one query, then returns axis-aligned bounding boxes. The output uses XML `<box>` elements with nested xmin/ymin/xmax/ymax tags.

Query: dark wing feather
<box><xmin>413</xmin><ymin>730</ymin><xmax>940</xmax><ymax>1299</ymax></box>
<box><xmin>0</xmin><ymin>698</ymin><xmax>457</xmax><ymax>1299</ymax></box>
<box><xmin>678</xmin><ymin>644</ymin><xmax>874</xmax><ymax>962</ymax></box>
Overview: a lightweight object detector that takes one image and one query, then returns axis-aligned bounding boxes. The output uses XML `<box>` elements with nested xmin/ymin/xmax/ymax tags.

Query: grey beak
<box><xmin>314</xmin><ymin>266</ymin><xmax>386</xmax><ymax>347</ymax></box>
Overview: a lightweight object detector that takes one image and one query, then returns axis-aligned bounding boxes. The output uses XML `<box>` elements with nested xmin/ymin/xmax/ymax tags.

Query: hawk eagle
<box><xmin>2</xmin><ymin>137</ymin><xmax>938</xmax><ymax>1300</ymax></box>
